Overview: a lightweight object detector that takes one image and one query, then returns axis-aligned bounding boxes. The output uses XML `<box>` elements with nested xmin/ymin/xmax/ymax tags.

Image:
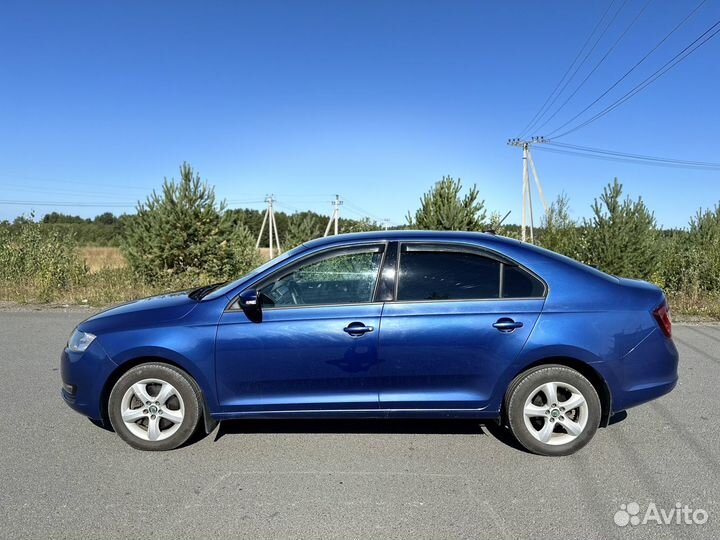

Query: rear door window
<box><xmin>397</xmin><ymin>247</ymin><xmax>501</xmax><ymax>301</ymax></box>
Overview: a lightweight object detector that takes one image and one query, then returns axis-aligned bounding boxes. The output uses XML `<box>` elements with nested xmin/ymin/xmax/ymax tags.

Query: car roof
<box><xmin>302</xmin><ymin>230</ymin><xmax>520</xmax><ymax>249</ymax></box>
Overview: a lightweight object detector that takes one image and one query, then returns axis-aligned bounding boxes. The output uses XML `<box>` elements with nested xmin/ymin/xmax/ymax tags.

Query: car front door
<box><xmin>215</xmin><ymin>244</ymin><xmax>386</xmax><ymax>413</ymax></box>
<box><xmin>377</xmin><ymin>242</ymin><xmax>545</xmax><ymax>410</ymax></box>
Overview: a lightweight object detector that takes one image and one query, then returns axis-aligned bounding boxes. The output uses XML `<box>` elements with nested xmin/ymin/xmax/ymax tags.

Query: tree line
<box><xmin>1</xmin><ymin>163</ymin><xmax>718</xmax><ymax>313</ymax></box>
<box><xmin>1</xmin><ymin>196</ymin><xmax>378</xmax><ymax>249</ymax></box>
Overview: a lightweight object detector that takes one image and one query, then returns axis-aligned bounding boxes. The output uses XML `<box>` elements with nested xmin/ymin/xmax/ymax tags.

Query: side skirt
<box><xmin>211</xmin><ymin>408</ymin><xmax>501</xmax><ymax>421</ymax></box>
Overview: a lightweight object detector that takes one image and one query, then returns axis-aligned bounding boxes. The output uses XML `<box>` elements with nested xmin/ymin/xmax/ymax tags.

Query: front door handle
<box><xmin>493</xmin><ymin>318</ymin><xmax>523</xmax><ymax>332</ymax></box>
<box><xmin>343</xmin><ymin>322</ymin><xmax>374</xmax><ymax>336</ymax></box>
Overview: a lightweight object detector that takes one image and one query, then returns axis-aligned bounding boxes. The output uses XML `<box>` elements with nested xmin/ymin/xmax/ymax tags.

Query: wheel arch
<box><xmin>100</xmin><ymin>356</ymin><xmax>217</xmax><ymax>434</ymax></box>
<box><xmin>503</xmin><ymin>357</ymin><xmax>613</xmax><ymax>428</ymax></box>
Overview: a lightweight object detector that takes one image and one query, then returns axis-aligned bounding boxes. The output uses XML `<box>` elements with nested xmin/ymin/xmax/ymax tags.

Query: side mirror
<box><xmin>238</xmin><ymin>289</ymin><xmax>261</xmax><ymax>313</ymax></box>
<box><xmin>238</xmin><ymin>289</ymin><xmax>262</xmax><ymax>322</ymax></box>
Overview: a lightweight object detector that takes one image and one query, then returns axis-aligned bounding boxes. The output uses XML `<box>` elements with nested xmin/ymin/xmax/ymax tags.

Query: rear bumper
<box><xmin>60</xmin><ymin>340</ymin><xmax>117</xmax><ymax>421</ymax></box>
<box><xmin>609</xmin><ymin>328</ymin><xmax>679</xmax><ymax>412</ymax></box>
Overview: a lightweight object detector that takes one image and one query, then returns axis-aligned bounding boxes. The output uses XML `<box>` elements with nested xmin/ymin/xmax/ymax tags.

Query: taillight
<box><xmin>653</xmin><ymin>300</ymin><xmax>672</xmax><ymax>338</ymax></box>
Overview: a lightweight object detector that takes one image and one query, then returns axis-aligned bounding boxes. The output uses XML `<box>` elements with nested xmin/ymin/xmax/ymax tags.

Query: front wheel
<box><xmin>506</xmin><ymin>365</ymin><xmax>601</xmax><ymax>456</ymax></box>
<box><xmin>108</xmin><ymin>363</ymin><xmax>201</xmax><ymax>451</ymax></box>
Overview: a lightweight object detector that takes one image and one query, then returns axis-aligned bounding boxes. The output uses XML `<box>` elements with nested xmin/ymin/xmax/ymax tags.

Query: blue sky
<box><xmin>1</xmin><ymin>1</ymin><xmax>718</xmax><ymax>228</ymax></box>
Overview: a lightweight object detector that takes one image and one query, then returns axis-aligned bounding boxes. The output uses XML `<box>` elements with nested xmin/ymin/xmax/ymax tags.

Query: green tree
<box><xmin>93</xmin><ymin>212</ymin><xmax>117</xmax><ymax>226</ymax></box>
<box><xmin>538</xmin><ymin>193</ymin><xmax>583</xmax><ymax>258</ymax></box>
<box><xmin>407</xmin><ymin>176</ymin><xmax>487</xmax><ymax>231</ymax></box>
<box><xmin>285</xmin><ymin>212</ymin><xmax>321</xmax><ymax>248</ymax></box>
<box><xmin>122</xmin><ymin>163</ymin><xmax>261</xmax><ymax>283</ymax></box>
<box><xmin>687</xmin><ymin>204</ymin><xmax>720</xmax><ymax>292</ymax></box>
<box><xmin>582</xmin><ymin>179</ymin><xmax>659</xmax><ymax>279</ymax></box>
<box><xmin>340</xmin><ymin>216</ymin><xmax>380</xmax><ymax>233</ymax></box>
<box><xmin>658</xmin><ymin>204</ymin><xmax>720</xmax><ymax>294</ymax></box>
<box><xmin>41</xmin><ymin>212</ymin><xmax>88</xmax><ymax>224</ymax></box>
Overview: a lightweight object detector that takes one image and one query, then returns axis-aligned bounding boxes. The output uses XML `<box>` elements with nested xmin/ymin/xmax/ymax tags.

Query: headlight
<box><xmin>67</xmin><ymin>329</ymin><xmax>96</xmax><ymax>353</ymax></box>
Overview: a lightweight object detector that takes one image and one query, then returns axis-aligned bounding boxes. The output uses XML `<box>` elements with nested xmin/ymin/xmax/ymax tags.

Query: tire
<box><xmin>506</xmin><ymin>365</ymin><xmax>601</xmax><ymax>456</ymax></box>
<box><xmin>108</xmin><ymin>363</ymin><xmax>201</xmax><ymax>451</ymax></box>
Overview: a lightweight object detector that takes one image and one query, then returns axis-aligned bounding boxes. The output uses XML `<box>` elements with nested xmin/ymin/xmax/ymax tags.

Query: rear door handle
<box><xmin>343</xmin><ymin>322</ymin><xmax>374</xmax><ymax>336</ymax></box>
<box><xmin>493</xmin><ymin>318</ymin><xmax>523</xmax><ymax>332</ymax></box>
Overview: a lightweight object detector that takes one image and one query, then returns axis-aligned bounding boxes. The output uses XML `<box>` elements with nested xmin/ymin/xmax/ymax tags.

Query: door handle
<box><xmin>343</xmin><ymin>322</ymin><xmax>374</xmax><ymax>336</ymax></box>
<box><xmin>493</xmin><ymin>318</ymin><xmax>523</xmax><ymax>332</ymax></box>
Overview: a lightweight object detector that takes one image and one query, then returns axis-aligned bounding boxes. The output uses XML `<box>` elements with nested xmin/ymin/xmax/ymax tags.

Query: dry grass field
<box><xmin>80</xmin><ymin>247</ymin><xmax>127</xmax><ymax>273</ymax></box>
<box><xmin>258</xmin><ymin>247</ymin><xmax>273</xmax><ymax>261</ymax></box>
<box><xmin>80</xmin><ymin>246</ymin><xmax>274</xmax><ymax>274</ymax></box>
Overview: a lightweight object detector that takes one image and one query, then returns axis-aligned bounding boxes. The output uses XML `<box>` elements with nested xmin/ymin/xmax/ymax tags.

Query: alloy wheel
<box><xmin>522</xmin><ymin>381</ymin><xmax>588</xmax><ymax>446</ymax></box>
<box><xmin>120</xmin><ymin>378</ymin><xmax>185</xmax><ymax>442</ymax></box>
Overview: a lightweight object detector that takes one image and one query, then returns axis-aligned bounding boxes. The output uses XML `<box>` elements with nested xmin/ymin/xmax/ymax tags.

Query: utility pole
<box><xmin>256</xmin><ymin>194</ymin><xmax>282</xmax><ymax>258</ymax></box>
<box><xmin>507</xmin><ymin>137</ymin><xmax>549</xmax><ymax>243</ymax></box>
<box><xmin>324</xmin><ymin>194</ymin><xmax>343</xmax><ymax>236</ymax></box>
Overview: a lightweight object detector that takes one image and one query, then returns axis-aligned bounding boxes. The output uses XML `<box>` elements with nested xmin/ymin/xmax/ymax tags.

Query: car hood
<box><xmin>79</xmin><ymin>291</ymin><xmax>199</xmax><ymax>334</ymax></box>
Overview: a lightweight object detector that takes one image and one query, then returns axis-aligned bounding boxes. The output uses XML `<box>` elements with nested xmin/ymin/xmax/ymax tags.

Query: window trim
<box><xmin>391</xmin><ymin>241</ymin><xmax>547</xmax><ymax>304</ymax></box>
<box><xmin>226</xmin><ymin>242</ymin><xmax>388</xmax><ymax>312</ymax></box>
<box><xmin>374</xmin><ymin>241</ymin><xmax>399</xmax><ymax>303</ymax></box>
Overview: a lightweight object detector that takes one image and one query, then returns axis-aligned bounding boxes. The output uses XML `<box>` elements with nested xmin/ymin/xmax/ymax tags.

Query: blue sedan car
<box><xmin>61</xmin><ymin>231</ymin><xmax>678</xmax><ymax>455</ymax></box>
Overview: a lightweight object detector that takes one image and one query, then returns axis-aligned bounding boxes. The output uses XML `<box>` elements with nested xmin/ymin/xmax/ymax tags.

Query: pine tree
<box><xmin>582</xmin><ymin>178</ymin><xmax>659</xmax><ymax>279</ymax></box>
<box><xmin>285</xmin><ymin>213</ymin><xmax>321</xmax><ymax>249</ymax></box>
<box><xmin>122</xmin><ymin>163</ymin><xmax>261</xmax><ymax>283</ymax></box>
<box><xmin>682</xmin><ymin>204</ymin><xmax>720</xmax><ymax>293</ymax></box>
<box><xmin>538</xmin><ymin>193</ymin><xmax>583</xmax><ymax>259</ymax></box>
<box><xmin>407</xmin><ymin>176</ymin><xmax>487</xmax><ymax>231</ymax></box>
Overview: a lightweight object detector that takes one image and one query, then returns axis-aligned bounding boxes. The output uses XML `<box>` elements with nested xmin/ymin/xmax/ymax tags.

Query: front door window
<box><xmin>259</xmin><ymin>248</ymin><xmax>384</xmax><ymax>308</ymax></box>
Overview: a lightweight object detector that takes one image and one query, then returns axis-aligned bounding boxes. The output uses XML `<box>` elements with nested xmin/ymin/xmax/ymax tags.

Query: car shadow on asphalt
<box><xmin>212</xmin><ymin>418</ymin><xmax>531</xmax><ymax>453</ymax></box>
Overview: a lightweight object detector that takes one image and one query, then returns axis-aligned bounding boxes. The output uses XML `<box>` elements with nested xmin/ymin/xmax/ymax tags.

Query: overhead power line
<box><xmin>535</xmin><ymin>142</ymin><xmax>720</xmax><ymax>170</ymax></box>
<box><xmin>343</xmin><ymin>199</ymin><xmax>385</xmax><ymax>222</ymax></box>
<box><xmin>549</xmin><ymin>16</ymin><xmax>720</xmax><ymax>139</ymax></box>
<box><xmin>0</xmin><ymin>200</ymin><xmax>137</xmax><ymax>207</ymax></box>
<box><xmin>532</xmin><ymin>0</ymin><xmax>653</xmax><ymax>135</ymax></box>
<box><xmin>544</xmin><ymin>0</ymin><xmax>708</xmax><ymax>138</ymax></box>
<box><xmin>1</xmin><ymin>186</ymin><xmax>147</xmax><ymax>200</ymax></box>
<box><xmin>225</xmin><ymin>199</ymin><xmax>267</xmax><ymax>205</ymax></box>
<box><xmin>519</xmin><ymin>0</ymin><xmax>627</xmax><ymax>138</ymax></box>
<box><xmin>546</xmin><ymin>141</ymin><xmax>720</xmax><ymax>166</ymax></box>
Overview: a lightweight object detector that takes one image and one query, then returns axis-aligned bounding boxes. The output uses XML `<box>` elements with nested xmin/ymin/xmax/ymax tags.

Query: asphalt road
<box><xmin>0</xmin><ymin>310</ymin><xmax>718</xmax><ymax>539</ymax></box>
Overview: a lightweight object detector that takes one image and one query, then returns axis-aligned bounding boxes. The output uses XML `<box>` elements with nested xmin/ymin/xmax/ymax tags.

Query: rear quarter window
<box><xmin>502</xmin><ymin>265</ymin><xmax>545</xmax><ymax>298</ymax></box>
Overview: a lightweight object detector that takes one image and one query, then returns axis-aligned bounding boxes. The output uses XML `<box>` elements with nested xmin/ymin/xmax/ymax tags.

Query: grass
<box><xmin>79</xmin><ymin>246</ymin><xmax>273</xmax><ymax>273</ymax></box>
<box><xmin>80</xmin><ymin>246</ymin><xmax>127</xmax><ymax>273</ymax></box>
<box><xmin>1</xmin><ymin>245</ymin><xmax>276</xmax><ymax>307</ymax></box>
<box><xmin>667</xmin><ymin>292</ymin><xmax>720</xmax><ymax>321</ymax></box>
<box><xmin>1</xmin><ymin>266</ymin><xmax>161</xmax><ymax>307</ymax></box>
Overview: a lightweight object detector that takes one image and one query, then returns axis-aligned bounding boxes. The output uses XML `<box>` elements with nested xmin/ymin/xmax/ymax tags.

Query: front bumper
<box><xmin>60</xmin><ymin>339</ymin><xmax>118</xmax><ymax>421</ymax></box>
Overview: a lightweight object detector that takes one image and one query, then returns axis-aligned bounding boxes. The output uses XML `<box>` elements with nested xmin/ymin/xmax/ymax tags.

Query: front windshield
<box><xmin>202</xmin><ymin>244</ymin><xmax>308</xmax><ymax>301</ymax></box>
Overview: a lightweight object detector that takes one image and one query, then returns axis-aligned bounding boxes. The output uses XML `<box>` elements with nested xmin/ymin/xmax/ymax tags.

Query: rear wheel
<box><xmin>108</xmin><ymin>363</ymin><xmax>201</xmax><ymax>451</ymax></box>
<box><xmin>506</xmin><ymin>365</ymin><xmax>601</xmax><ymax>456</ymax></box>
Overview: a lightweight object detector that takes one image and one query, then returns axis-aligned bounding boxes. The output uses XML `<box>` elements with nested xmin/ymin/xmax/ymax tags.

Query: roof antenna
<box><xmin>483</xmin><ymin>210</ymin><xmax>511</xmax><ymax>235</ymax></box>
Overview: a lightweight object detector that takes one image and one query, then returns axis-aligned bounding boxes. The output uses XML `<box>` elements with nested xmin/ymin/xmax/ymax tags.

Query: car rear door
<box><xmin>377</xmin><ymin>242</ymin><xmax>545</xmax><ymax>410</ymax></box>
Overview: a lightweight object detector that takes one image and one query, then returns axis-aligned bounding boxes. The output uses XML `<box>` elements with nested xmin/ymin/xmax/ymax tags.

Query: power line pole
<box><xmin>256</xmin><ymin>194</ymin><xmax>282</xmax><ymax>258</ymax></box>
<box><xmin>324</xmin><ymin>194</ymin><xmax>343</xmax><ymax>236</ymax></box>
<box><xmin>507</xmin><ymin>137</ymin><xmax>549</xmax><ymax>243</ymax></box>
